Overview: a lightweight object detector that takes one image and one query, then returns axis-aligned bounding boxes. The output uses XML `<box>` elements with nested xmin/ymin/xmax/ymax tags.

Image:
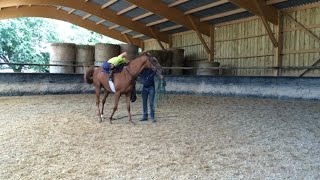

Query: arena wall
<box><xmin>0</xmin><ymin>73</ymin><xmax>319</xmax><ymax>100</ymax></box>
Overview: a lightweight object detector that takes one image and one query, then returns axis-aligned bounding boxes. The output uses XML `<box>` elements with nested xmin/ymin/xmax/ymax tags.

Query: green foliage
<box><xmin>0</xmin><ymin>18</ymin><xmax>120</xmax><ymax>72</ymax></box>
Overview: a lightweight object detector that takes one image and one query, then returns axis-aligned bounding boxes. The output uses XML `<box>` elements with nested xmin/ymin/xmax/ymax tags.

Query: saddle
<box><xmin>102</xmin><ymin>62</ymin><xmax>126</xmax><ymax>74</ymax></box>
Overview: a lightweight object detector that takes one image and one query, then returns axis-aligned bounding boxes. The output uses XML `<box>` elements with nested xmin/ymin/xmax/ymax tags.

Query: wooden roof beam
<box><xmin>126</xmin><ymin>0</ymin><xmax>211</xmax><ymax>36</ymax></box>
<box><xmin>228</xmin><ymin>0</ymin><xmax>279</xmax><ymax>25</ymax></box>
<box><xmin>0</xmin><ymin>0</ymin><xmax>169</xmax><ymax>43</ymax></box>
<box><xmin>0</xmin><ymin>6</ymin><xmax>142</xmax><ymax>47</ymax></box>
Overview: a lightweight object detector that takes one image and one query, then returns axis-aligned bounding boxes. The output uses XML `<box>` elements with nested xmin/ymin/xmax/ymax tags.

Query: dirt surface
<box><xmin>0</xmin><ymin>94</ymin><xmax>320</xmax><ymax>179</ymax></box>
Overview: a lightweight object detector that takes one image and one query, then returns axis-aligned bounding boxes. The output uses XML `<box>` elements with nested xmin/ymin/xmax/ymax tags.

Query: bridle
<box><xmin>125</xmin><ymin>54</ymin><xmax>162</xmax><ymax>80</ymax></box>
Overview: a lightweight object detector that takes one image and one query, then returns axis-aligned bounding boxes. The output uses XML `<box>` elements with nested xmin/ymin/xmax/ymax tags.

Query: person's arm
<box><xmin>118</xmin><ymin>52</ymin><xmax>128</xmax><ymax>63</ymax></box>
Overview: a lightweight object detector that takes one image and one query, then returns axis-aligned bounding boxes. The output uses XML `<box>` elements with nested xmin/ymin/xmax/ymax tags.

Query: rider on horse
<box><xmin>105</xmin><ymin>52</ymin><xmax>128</xmax><ymax>81</ymax></box>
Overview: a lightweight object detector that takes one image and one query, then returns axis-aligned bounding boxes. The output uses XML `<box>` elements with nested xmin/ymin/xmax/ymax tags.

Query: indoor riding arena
<box><xmin>1</xmin><ymin>0</ymin><xmax>320</xmax><ymax>179</ymax></box>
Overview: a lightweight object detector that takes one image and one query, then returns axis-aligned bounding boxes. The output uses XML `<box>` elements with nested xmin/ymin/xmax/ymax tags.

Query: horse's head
<box><xmin>141</xmin><ymin>52</ymin><xmax>163</xmax><ymax>76</ymax></box>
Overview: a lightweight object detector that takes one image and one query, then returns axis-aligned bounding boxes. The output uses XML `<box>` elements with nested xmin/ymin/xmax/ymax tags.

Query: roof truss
<box><xmin>0</xmin><ymin>6</ymin><xmax>142</xmax><ymax>46</ymax></box>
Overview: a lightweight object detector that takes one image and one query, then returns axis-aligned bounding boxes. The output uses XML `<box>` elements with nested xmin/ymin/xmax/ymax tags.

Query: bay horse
<box><xmin>84</xmin><ymin>52</ymin><xmax>162</xmax><ymax>124</ymax></box>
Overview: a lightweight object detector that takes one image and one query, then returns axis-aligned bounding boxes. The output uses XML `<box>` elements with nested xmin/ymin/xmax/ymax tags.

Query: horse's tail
<box><xmin>84</xmin><ymin>66</ymin><xmax>94</xmax><ymax>84</ymax></box>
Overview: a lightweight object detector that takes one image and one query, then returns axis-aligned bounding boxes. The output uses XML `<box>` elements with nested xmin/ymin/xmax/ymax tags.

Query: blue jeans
<box><xmin>142</xmin><ymin>85</ymin><xmax>155</xmax><ymax>119</ymax></box>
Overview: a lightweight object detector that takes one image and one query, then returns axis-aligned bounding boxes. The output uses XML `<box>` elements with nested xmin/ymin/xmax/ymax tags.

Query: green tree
<box><xmin>0</xmin><ymin>18</ymin><xmax>121</xmax><ymax>72</ymax></box>
<box><xmin>0</xmin><ymin>18</ymin><xmax>60</xmax><ymax>72</ymax></box>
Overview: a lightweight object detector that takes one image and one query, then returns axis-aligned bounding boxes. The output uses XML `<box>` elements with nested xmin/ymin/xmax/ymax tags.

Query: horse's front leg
<box><xmin>109</xmin><ymin>92</ymin><xmax>121</xmax><ymax>124</ymax></box>
<box><xmin>101</xmin><ymin>90</ymin><xmax>109</xmax><ymax>119</ymax></box>
<box><xmin>125</xmin><ymin>92</ymin><xmax>134</xmax><ymax>125</ymax></box>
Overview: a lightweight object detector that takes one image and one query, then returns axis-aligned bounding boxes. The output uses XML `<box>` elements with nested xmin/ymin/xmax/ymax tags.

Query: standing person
<box><xmin>140</xmin><ymin>68</ymin><xmax>160</xmax><ymax>122</ymax></box>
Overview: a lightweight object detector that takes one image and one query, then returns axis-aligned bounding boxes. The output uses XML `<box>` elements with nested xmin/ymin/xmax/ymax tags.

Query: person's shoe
<box><xmin>140</xmin><ymin>118</ymin><xmax>148</xmax><ymax>121</ymax></box>
<box><xmin>151</xmin><ymin>118</ymin><xmax>156</xmax><ymax>123</ymax></box>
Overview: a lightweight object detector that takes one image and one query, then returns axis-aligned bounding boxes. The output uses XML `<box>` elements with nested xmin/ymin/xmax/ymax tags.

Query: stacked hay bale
<box><xmin>147</xmin><ymin>50</ymin><xmax>173</xmax><ymax>75</ymax></box>
<box><xmin>196</xmin><ymin>61</ymin><xmax>220</xmax><ymax>76</ymax></box>
<box><xmin>119</xmin><ymin>44</ymin><xmax>139</xmax><ymax>61</ymax></box>
<box><xmin>75</xmin><ymin>45</ymin><xmax>95</xmax><ymax>73</ymax></box>
<box><xmin>49</xmin><ymin>43</ymin><xmax>76</xmax><ymax>73</ymax></box>
<box><xmin>168</xmin><ymin>48</ymin><xmax>184</xmax><ymax>75</ymax></box>
<box><xmin>94</xmin><ymin>43</ymin><xmax>120</xmax><ymax>66</ymax></box>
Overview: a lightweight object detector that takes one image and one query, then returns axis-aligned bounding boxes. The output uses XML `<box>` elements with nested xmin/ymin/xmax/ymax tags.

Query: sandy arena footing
<box><xmin>0</xmin><ymin>94</ymin><xmax>320</xmax><ymax>179</ymax></box>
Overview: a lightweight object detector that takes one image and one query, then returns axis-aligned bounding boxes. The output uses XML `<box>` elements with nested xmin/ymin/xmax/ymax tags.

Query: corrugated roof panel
<box><xmin>192</xmin><ymin>3</ymin><xmax>239</xmax><ymax>18</ymax></box>
<box><xmin>207</xmin><ymin>11</ymin><xmax>254</xmax><ymax>25</ymax></box>
<box><xmin>108</xmin><ymin>1</ymin><xmax>131</xmax><ymax>12</ymax></box>
<box><xmin>176</xmin><ymin>0</ymin><xmax>218</xmax><ymax>11</ymax></box>
<box><xmin>166</xmin><ymin>27</ymin><xmax>189</xmax><ymax>34</ymax></box>
<box><xmin>138</xmin><ymin>14</ymin><xmax>163</xmax><ymax>24</ymax></box>
<box><xmin>273</xmin><ymin>0</ymin><xmax>320</xmax><ymax>9</ymax></box>
<box><xmin>123</xmin><ymin>7</ymin><xmax>149</xmax><ymax>19</ymax></box>
<box><xmin>60</xmin><ymin>7</ymin><xmax>72</xmax><ymax>12</ymax></box>
<box><xmin>127</xmin><ymin>31</ymin><xmax>140</xmax><ymax>36</ymax></box>
<box><xmin>139</xmin><ymin>36</ymin><xmax>151</xmax><ymax>41</ymax></box>
<box><xmin>90</xmin><ymin>0</ymin><xmax>109</xmax><ymax>6</ymax></box>
<box><xmin>87</xmin><ymin>15</ymin><xmax>101</xmax><ymax>23</ymax></box>
<box><xmin>101</xmin><ymin>21</ymin><xmax>116</xmax><ymax>27</ymax></box>
<box><xmin>73</xmin><ymin>10</ymin><xmax>87</xmax><ymax>17</ymax></box>
<box><xmin>115</xmin><ymin>26</ymin><xmax>128</xmax><ymax>32</ymax></box>
<box><xmin>161</xmin><ymin>0</ymin><xmax>176</xmax><ymax>4</ymax></box>
<box><xmin>153</xmin><ymin>21</ymin><xmax>178</xmax><ymax>30</ymax></box>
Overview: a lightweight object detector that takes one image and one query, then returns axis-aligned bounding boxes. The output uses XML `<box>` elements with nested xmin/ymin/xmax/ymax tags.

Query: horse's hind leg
<box><xmin>95</xmin><ymin>85</ymin><xmax>103</xmax><ymax>122</ymax></box>
<box><xmin>125</xmin><ymin>93</ymin><xmax>134</xmax><ymax>125</ymax></box>
<box><xmin>109</xmin><ymin>92</ymin><xmax>121</xmax><ymax>124</ymax></box>
<box><xmin>101</xmin><ymin>90</ymin><xmax>109</xmax><ymax>118</ymax></box>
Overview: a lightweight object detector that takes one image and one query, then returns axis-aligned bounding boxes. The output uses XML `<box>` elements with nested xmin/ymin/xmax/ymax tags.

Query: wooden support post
<box><xmin>274</xmin><ymin>11</ymin><xmax>283</xmax><ymax>76</ymax></box>
<box><xmin>168</xmin><ymin>35</ymin><xmax>173</xmax><ymax>49</ymax></box>
<box><xmin>187</xmin><ymin>15</ymin><xmax>211</xmax><ymax>56</ymax></box>
<box><xmin>254</xmin><ymin>0</ymin><xmax>278</xmax><ymax>47</ymax></box>
<box><xmin>149</xmin><ymin>28</ymin><xmax>165</xmax><ymax>50</ymax></box>
<box><xmin>284</xmin><ymin>12</ymin><xmax>320</xmax><ymax>44</ymax></box>
<box><xmin>210</xmin><ymin>26</ymin><xmax>215</xmax><ymax>61</ymax></box>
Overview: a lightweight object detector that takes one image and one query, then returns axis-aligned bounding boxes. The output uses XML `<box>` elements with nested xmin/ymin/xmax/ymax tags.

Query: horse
<box><xmin>84</xmin><ymin>52</ymin><xmax>162</xmax><ymax>124</ymax></box>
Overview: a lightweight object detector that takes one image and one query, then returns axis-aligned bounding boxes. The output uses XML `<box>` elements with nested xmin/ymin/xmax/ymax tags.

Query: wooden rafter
<box><xmin>96</xmin><ymin>19</ymin><xmax>105</xmax><ymax>25</ymax></box>
<box><xmin>187</xmin><ymin>16</ymin><xmax>210</xmax><ymax>54</ymax></box>
<box><xmin>146</xmin><ymin>18</ymin><xmax>168</xmax><ymax>27</ymax></box>
<box><xmin>0</xmin><ymin>0</ymin><xmax>169</xmax><ymax>43</ymax></box>
<box><xmin>126</xmin><ymin>0</ymin><xmax>211</xmax><ymax>36</ymax></box>
<box><xmin>159</xmin><ymin>25</ymin><xmax>183</xmax><ymax>32</ymax></box>
<box><xmin>121</xmin><ymin>29</ymin><xmax>133</xmax><ymax>34</ymax></box>
<box><xmin>68</xmin><ymin>9</ymin><xmax>75</xmax><ymax>14</ymax></box>
<box><xmin>0</xmin><ymin>6</ymin><xmax>142</xmax><ymax>46</ymax></box>
<box><xmin>200</xmin><ymin>0</ymin><xmax>284</xmax><ymax>22</ymax></box>
<box><xmin>254</xmin><ymin>0</ymin><xmax>278</xmax><ymax>47</ymax></box>
<box><xmin>123</xmin><ymin>34</ymin><xmax>133</xmax><ymax>44</ymax></box>
<box><xmin>184</xmin><ymin>0</ymin><xmax>228</xmax><ymax>15</ymax></box>
<box><xmin>168</xmin><ymin>0</ymin><xmax>189</xmax><ymax>7</ymax></box>
<box><xmin>200</xmin><ymin>8</ymin><xmax>246</xmax><ymax>22</ymax></box>
<box><xmin>109</xmin><ymin>24</ymin><xmax>119</xmax><ymax>30</ymax></box>
<box><xmin>149</xmin><ymin>28</ymin><xmax>165</xmax><ymax>50</ymax></box>
<box><xmin>82</xmin><ymin>13</ymin><xmax>91</xmax><ymax>20</ymax></box>
<box><xmin>228</xmin><ymin>0</ymin><xmax>279</xmax><ymax>25</ymax></box>
<box><xmin>132</xmin><ymin>12</ymin><xmax>153</xmax><ymax>21</ymax></box>
<box><xmin>117</xmin><ymin>5</ymin><xmax>137</xmax><ymax>15</ymax></box>
<box><xmin>101</xmin><ymin>0</ymin><xmax>117</xmax><ymax>9</ymax></box>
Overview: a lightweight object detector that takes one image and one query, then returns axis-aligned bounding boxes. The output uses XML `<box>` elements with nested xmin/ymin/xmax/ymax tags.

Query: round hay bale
<box><xmin>119</xmin><ymin>44</ymin><xmax>139</xmax><ymax>61</ymax></box>
<box><xmin>75</xmin><ymin>45</ymin><xmax>95</xmax><ymax>74</ymax></box>
<box><xmin>49</xmin><ymin>43</ymin><xmax>76</xmax><ymax>74</ymax></box>
<box><xmin>94</xmin><ymin>43</ymin><xmax>120</xmax><ymax>66</ymax></box>
<box><xmin>196</xmin><ymin>61</ymin><xmax>220</xmax><ymax>76</ymax></box>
